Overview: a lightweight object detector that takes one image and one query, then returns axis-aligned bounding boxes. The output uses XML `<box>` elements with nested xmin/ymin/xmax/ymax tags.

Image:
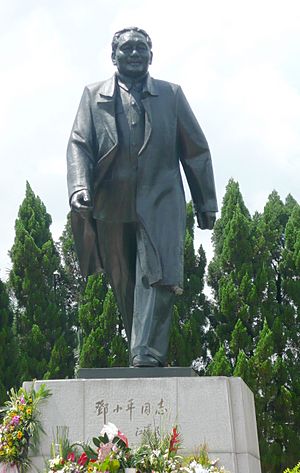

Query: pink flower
<box><xmin>20</xmin><ymin>396</ymin><xmax>26</xmax><ymax>405</ymax></box>
<box><xmin>97</xmin><ymin>442</ymin><xmax>114</xmax><ymax>462</ymax></box>
<box><xmin>67</xmin><ymin>452</ymin><xmax>75</xmax><ymax>462</ymax></box>
<box><xmin>78</xmin><ymin>452</ymin><xmax>88</xmax><ymax>466</ymax></box>
<box><xmin>11</xmin><ymin>416</ymin><xmax>20</xmax><ymax>426</ymax></box>
<box><xmin>117</xmin><ymin>430</ymin><xmax>129</xmax><ymax>447</ymax></box>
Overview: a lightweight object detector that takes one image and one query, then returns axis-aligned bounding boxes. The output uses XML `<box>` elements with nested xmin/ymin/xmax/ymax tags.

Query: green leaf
<box><xmin>92</xmin><ymin>437</ymin><xmax>101</xmax><ymax>447</ymax></box>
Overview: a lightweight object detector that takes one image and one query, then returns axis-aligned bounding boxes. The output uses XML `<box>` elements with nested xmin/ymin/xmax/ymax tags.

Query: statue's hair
<box><xmin>112</xmin><ymin>27</ymin><xmax>152</xmax><ymax>54</ymax></box>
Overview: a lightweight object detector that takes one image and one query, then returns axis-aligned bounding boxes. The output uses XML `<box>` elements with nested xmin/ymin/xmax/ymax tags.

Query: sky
<box><xmin>1</xmin><ymin>0</ymin><xmax>300</xmax><ymax>280</ymax></box>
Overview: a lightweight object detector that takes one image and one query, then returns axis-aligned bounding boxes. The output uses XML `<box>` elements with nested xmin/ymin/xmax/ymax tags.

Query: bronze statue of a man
<box><xmin>67</xmin><ymin>27</ymin><xmax>218</xmax><ymax>367</ymax></box>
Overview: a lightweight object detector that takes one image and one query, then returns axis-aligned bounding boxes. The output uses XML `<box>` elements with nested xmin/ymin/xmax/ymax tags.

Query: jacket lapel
<box><xmin>139</xmin><ymin>97</ymin><xmax>152</xmax><ymax>155</ymax></box>
<box><xmin>96</xmin><ymin>76</ymin><xmax>118</xmax><ymax>147</ymax></box>
<box><xmin>139</xmin><ymin>75</ymin><xmax>159</xmax><ymax>155</ymax></box>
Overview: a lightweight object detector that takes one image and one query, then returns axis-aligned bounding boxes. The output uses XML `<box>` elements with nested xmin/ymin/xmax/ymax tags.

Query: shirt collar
<box><xmin>116</xmin><ymin>72</ymin><xmax>158</xmax><ymax>96</ymax></box>
<box><xmin>116</xmin><ymin>72</ymin><xmax>145</xmax><ymax>92</ymax></box>
<box><xmin>97</xmin><ymin>74</ymin><xmax>159</xmax><ymax>100</ymax></box>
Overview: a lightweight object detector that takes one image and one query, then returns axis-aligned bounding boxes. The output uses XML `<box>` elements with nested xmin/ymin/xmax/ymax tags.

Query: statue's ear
<box><xmin>111</xmin><ymin>52</ymin><xmax>116</xmax><ymax>65</ymax></box>
<box><xmin>149</xmin><ymin>51</ymin><xmax>153</xmax><ymax>65</ymax></box>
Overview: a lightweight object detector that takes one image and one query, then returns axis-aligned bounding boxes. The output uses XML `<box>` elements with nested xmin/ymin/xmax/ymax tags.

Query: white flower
<box><xmin>189</xmin><ymin>461</ymin><xmax>210</xmax><ymax>473</ymax></box>
<box><xmin>100</xmin><ymin>422</ymin><xmax>118</xmax><ymax>441</ymax></box>
<box><xmin>49</xmin><ymin>455</ymin><xmax>62</xmax><ymax>467</ymax></box>
<box><xmin>152</xmin><ymin>449</ymin><xmax>160</xmax><ymax>457</ymax></box>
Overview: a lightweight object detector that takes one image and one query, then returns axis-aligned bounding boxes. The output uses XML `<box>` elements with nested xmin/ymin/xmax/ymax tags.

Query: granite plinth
<box><xmin>24</xmin><ymin>376</ymin><xmax>261</xmax><ymax>473</ymax></box>
<box><xmin>77</xmin><ymin>367</ymin><xmax>197</xmax><ymax>378</ymax></box>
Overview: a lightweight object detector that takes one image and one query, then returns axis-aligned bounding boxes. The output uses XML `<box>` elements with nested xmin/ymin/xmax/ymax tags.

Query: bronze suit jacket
<box><xmin>67</xmin><ymin>74</ymin><xmax>218</xmax><ymax>286</ymax></box>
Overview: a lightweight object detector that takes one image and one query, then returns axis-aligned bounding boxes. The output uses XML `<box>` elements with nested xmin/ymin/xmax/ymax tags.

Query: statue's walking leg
<box><xmin>96</xmin><ymin>221</ymin><xmax>136</xmax><ymax>343</ymax></box>
<box><xmin>130</xmin><ymin>264</ymin><xmax>175</xmax><ymax>366</ymax></box>
<box><xmin>96</xmin><ymin>220</ymin><xmax>175</xmax><ymax>367</ymax></box>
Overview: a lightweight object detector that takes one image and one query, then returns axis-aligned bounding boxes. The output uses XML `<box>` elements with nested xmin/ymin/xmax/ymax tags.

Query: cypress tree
<box><xmin>78</xmin><ymin>275</ymin><xmax>127</xmax><ymax>368</ymax></box>
<box><xmin>168</xmin><ymin>202</ymin><xmax>212</xmax><ymax>367</ymax></box>
<box><xmin>253</xmin><ymin>193</ymin><xmax>300</xmax><ymax>472</ymax></box>
<box><xmin>207</xmin><ymin>345</ymin><xmax>232</xmax><ymax>376</ymax></box>
<box><xmin>248</xmin><ymin>320</ymin><xmax>277</xmax><ymax>473</ymax></box>
<box><xmin>9</xmin><ymin>182</ymin><xmax>74</xmax><ymax>383</ymax></box>
<box><xmin>0</xmin><ymin>279</ymin><xmax>17</xmax><ymax>404</ymax></box>
<box><xmin>207</xmin><ymin>179</ymin><xmax>300</xmax><ymax>473</ymax></box>
<box><xmin>276</xmin><ymin>202</ymin><xmax>300</xmax><ymax>470</ymax></box>
<box><xmin>233</xmin><ymin>349</ymin><xmax>251</xmax><ymax>381</ymax></box>
<box><xmin>207</xmin><ymin>179</ymin><xmax>261</xmax><ymax>360</ymax></box>
<box><xmin>58</xmin><ymin>212</ymin><xmax>85</xmax><ymax>328</ymax></box>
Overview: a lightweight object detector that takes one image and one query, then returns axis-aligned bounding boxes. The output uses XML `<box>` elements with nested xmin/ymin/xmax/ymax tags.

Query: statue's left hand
<box><xmin>196</xmin><ymin>211</ymin><xmax>216</xmax><ymax>230</ymax></box>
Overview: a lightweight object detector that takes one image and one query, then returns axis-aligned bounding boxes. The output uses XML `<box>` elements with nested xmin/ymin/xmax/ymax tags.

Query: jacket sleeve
<box><xmin>176</xmin><ymin>86</ymin><xmax>218</xmax><ymax>214</ymax></box>
<box><xmin>67</xmin><ymin>87</ymin><xmax>96</xmax><ymax>203</ymax></box>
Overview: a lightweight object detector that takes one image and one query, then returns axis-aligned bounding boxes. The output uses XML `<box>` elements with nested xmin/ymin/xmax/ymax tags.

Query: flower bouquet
<box><xmin>182</xmin><ymin>444</ymin><xmax>230</xmax><ymax>473</ymax></box>
<box><xmin>132</xmin><ymin>426</ymin><xmax>181</xmax><ymax>473</ymax></box>
<box><xmin>48</xmin><ymin>422</ymin><xmax>131</xmax><ymax>473</ymax></box>
<box><xmin>47</xmin><ymin>423</ymin><xmax>181</xmax><ymax>473</ymax></box>
<box><xmin>0</xmin><ymin>384</ymin><xmax>51</xmax><ymax>473</ymax></box>
<box><xmin>46</xmin><ymin>423</ymin><xmax>230</xmax><ymax>473</ymax></box>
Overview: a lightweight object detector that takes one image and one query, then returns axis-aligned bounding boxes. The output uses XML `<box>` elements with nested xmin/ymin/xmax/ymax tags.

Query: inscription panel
<box><xmin>84</xmin><ymin>378</ymin><xmax>177</xmax><ymax>445</ymax></box>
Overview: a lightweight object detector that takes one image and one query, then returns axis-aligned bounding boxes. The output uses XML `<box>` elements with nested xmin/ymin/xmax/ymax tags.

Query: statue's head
<box><xmin>111</xmin><ymin>27</ymin><xmax>153</xmax><ymax>79</ymax></box>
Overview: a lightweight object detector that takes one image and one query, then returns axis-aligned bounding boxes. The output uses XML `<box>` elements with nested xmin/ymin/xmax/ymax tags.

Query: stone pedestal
<box><xmin>24</xmin><ymin>376</ymin><xmax>261</xmax><ymax>473</ymax></box>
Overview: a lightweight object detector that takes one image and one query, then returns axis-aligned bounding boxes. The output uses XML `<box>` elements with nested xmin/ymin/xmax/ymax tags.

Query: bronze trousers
<box><xmin>96</xmin><ymin>221</ymin><xmax>175</xmax><ymax>365</ymax></box>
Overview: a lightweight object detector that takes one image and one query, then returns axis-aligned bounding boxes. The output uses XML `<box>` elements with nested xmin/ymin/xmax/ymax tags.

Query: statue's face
<box><xmin>112</xmin><ymin>31</ymin><xmax>152</xmax><ymax>79</ymax></box>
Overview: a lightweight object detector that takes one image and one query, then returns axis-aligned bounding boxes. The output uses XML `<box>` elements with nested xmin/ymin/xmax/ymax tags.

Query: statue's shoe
<box><xmin>131</xmin><ymin>354</ymin><xmax>161</xmax><ymax>367</ymax></box>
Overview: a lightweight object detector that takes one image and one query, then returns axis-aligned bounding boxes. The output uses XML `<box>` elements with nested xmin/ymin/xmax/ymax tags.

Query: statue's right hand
<box><xmin>70</xmin><ymin>189</ymin><xmax>93</xmax><ymax>217</ymax></box>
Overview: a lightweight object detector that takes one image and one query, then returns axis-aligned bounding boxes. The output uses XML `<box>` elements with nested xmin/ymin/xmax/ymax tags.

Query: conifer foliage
<box><xmin>58</xmin><ymin>212</ymin><xmax>85</xmax><ymax>328</ymax></box>
<box><xmin>9</xmin><ymin>182</ymin><xmax>74</xmax><ymax>383</ymax></box>
<box><xmin>0</xmin><ymin>279</ymin><xmax>17</xmax><ymax>404</ymax></box>
<box><xmin>207</xmin><ymin>179</ymin><xmax>300</xmax><ymax>473</ymax></box>
<box><xmin>168</xmin><ymin>202</ymin><xmax>212</xmax><ymax>368</ymax></box>
<box><xmin>78</xmin><ymin>275</ymin><xmax>128</xmax><ymax>368</ymax></box>
<box><xmin>3</xmin><ymin>179</ymin><xmax>300</xmax><ymax>472</ymax></box>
